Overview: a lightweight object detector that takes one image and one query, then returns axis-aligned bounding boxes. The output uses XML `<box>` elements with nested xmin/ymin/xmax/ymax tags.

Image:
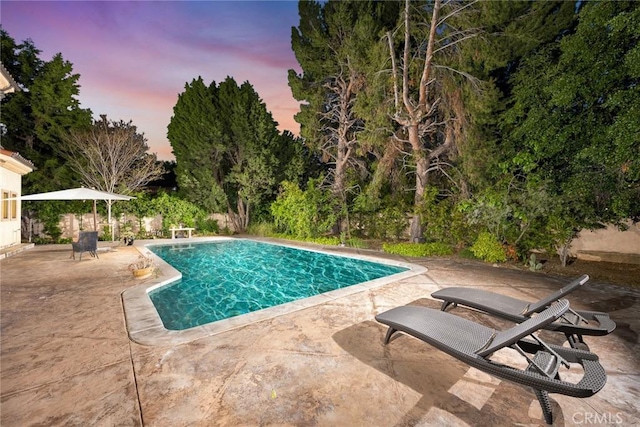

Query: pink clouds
<box><xmin>2</xmin><ymin>1</ymin><xmax>302</xmax><ymax>161</ymax></box>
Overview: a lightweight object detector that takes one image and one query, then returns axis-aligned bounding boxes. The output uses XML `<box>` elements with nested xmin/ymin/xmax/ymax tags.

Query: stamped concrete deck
<box><xmin>1</xmin><ymin>238</ymin><xmax>638</xmax><ymax>426</ymax></box>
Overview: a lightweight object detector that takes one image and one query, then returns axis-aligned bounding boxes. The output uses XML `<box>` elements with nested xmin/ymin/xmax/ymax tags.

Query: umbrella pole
<box><xmin>108</xmin><ymin>201</ymin><xmax>114</xmax><ymax>242</ymax></box>
<box><xmin>93</xmin><ymin>200</ymin><xmax>97</xmax><ymax>231</ymax></box>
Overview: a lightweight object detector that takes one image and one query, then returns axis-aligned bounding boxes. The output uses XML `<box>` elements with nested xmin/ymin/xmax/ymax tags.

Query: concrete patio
<box><xmin>1</xmin><ymin>239</ymin><xmax>638</xmax><ymax>426</ymax></box>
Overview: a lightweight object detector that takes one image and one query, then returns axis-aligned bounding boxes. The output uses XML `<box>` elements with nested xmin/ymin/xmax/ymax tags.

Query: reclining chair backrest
<box><xmin>78</xmin><ymin>231</ymin><xmax>98</xmax><ymax>252</ymax></box>
<box><xmin>476</xmin><ymin>299</ymin><xmax>570</xmax><ymax>357</ymax></box>
<box><xmin>523</xmin><ymin>275</ymin><xmax>589</xmax><ymax>316</ymax></box>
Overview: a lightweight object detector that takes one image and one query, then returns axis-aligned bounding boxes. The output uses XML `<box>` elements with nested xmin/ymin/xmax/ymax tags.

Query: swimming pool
<box><xmin>147</xmin><ymin>240</ymin><xmax>408</xmax><ymax>330</ymax></box>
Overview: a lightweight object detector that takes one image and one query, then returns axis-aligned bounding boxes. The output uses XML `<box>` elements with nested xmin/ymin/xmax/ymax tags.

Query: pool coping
<box><xmin>121</xmin><ymin>237</ymin><xmax>427</xmax><ymax>346</ymax></box>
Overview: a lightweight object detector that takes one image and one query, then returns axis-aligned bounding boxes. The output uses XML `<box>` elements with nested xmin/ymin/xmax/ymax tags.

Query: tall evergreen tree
<box><xmin>0</xmin><ymin>28</ymin><xmax>92</xmax><ymax>193</ymax></box>
<box><xmin>365</xmin><ymin>0</ymin><xmax>485</xmax><ymax>241</ymax></box>
<box><xmin>500</xmin><ymin>0</ymin><xmax>640</xmax><ymax>249</ymax></box>
<box><xmin>289</xmin><ymin>0</ymin><xmax>400</xmax><ymax>234</ymax></box>
<box><xmin>168</xmin><ymin>77</ymin><xmax>298</xmax><ymax>231</ymax></box>
<box><xmin>168</xmin><ymin>77</ymin><xmax>226</xmax><ymax>213</ymax></box>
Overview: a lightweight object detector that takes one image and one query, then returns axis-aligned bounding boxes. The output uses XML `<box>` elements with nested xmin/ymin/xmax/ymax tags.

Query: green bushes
<box><xmin>270</xmin><ymin>180</ymin><xmax>336</xmax><ymax>239</ymax></box>
<box><xmin>196</xmin><ymin>217</ymin><xmax>220</xmax><ymax>235</ymax></box>
<box><xmin>344</xmin><ymin>237</ymin><xmax>368</xmax><ymax>249</ymax></box>
<box><xmin>151</xmin><ymin>192</ymin><xmax>206</xmax><ymax>230</ymax></box>
<box><xmin>358</xmin><ymin>205</ymin><xmax>408</xmax><ymax>241</ymax></box>
<box><xmin>382</xmin><ymin>242</ymin><xmax>453</xmax><ymax>257</ymax></box>
<box><xmin>418</xmin><ymin>187</ymin><xmax>473</xmax><ymax>247</ymax></box>
<box><xmin>247</xmin><ymin>222</ymin><xmax>277</xmax><ymax>237</ymax></box>
<box><xmin>352</xmin><ymin>193</ymin><xmax>408</xmax><ymax>241</ymax></box>
<box><xmin>121</xmin><ymin>192</ymin><xmax>221</xmax><ymax>237</ymax></box>
<box><xmin>307</xmin><ymin>236</ymin><xmax>341</xmax><ymax>245</ymax></box>
<box><xmin>29</xmin><ymin>200</ymin><xmax>65</xmax><ymax>243</ymax></box>
<box><xmin>470</xmin><ymin>232</ymin><xmax>506</xmax><ymax>263</ymax></box>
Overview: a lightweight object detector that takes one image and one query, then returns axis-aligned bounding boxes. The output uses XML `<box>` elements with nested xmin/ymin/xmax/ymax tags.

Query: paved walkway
<box><xmin>1</xmin><ymin>239</ymin><xmax>638</xmax><ymax>426</ymax></box>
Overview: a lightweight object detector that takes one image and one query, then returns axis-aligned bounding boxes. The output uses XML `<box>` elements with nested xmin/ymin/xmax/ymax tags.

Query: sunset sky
<box><xmin>2</xmin><ymin>1</ymin><xmax>303</xmax><ymax>161</ymax></box>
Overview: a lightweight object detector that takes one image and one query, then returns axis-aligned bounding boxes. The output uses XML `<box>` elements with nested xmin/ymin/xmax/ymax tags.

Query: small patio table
<box><xmin>169</xmin><ymin>227</ymin><xmax>195</xmax><ymax>239</ymax></box>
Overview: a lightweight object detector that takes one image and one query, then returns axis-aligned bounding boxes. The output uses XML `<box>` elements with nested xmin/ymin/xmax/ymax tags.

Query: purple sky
<box><xmin>2</xmin><ymin>1</ymin><xmax>302</xmax><ymax>161</ymax></box>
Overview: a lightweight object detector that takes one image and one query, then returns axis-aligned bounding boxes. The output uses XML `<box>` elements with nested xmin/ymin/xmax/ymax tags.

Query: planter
<box><xmin>132</xmin><ymin>266</ymin><xmax>154</xmax><ymax>279</ymax></box>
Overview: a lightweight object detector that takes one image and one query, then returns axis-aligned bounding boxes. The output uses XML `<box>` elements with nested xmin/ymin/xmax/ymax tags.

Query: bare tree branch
<box><xmin>63</xmin><ymin>116</ymin><xmax>163</xmax><ymax>195</ymax></box>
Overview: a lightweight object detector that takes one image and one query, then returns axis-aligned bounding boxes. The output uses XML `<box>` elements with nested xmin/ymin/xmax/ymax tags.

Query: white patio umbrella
<box><xmin>21</xmin><ymin>187</ymin><xmax>134</xmax><ymax>240</ymax></box>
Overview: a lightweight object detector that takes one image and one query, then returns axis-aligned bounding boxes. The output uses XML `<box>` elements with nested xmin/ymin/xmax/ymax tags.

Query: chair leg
<box><xmin>383</xmin><ymin>327</ymin><xmax>398</xmax><ymax>344</ymax></box>
<box><xmin>534</xmin><ymin>389</ymin><xmax>553</xmax><ymax>425</ymax></box>
<box><xmin>566</xmin><ymin>333</ymin><xmax>589</xmax><ymax>351</ymax></box>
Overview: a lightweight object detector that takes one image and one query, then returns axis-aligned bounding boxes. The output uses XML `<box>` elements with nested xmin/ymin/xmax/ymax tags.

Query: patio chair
<box><xmin>375</xmin><ymin>300</ymin><xmax>607</xmax><ymax>425</ymax></box>
<box><xmin>70</xmin><ymin>231</ymin><xmax>99</xmax><ymax>261</ymax></box>
<box><xmin>431</xmin><ymin>275</ymin><xmax>616</xmax><ymax>350</ymax></box>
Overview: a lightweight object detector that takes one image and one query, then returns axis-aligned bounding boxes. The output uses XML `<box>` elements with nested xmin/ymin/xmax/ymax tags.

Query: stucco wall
<box><xmin>0</xmin><ymin>167</ymin><xmax>23</xmax><ymax>248</ymax></box>
<box><xmin>570</xmin><ymin>221</ymin><xmax>640</xmax><ymax>255</ymax></box>
<box><xmin>569</xmin><ymin>221</ymin><xmax>640</xmax><ymax>263</ymax></box>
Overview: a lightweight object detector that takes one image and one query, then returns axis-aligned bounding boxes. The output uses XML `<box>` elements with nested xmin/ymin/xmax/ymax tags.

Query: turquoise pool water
<box><xmin>148</xmin><ymin>240</ymin><xmax>408</xmax><ymax>330</ymax></box>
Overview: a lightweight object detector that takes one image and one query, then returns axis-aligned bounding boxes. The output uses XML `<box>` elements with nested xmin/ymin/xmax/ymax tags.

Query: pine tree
<box><xmin>168</xmin><ymin>77</ymin><xmax>296</xmax><ymax>231</ymax></box>
<box><xmin>0</xmin><ymin>29</ymin><xmax>92</xmax><ymax>193</ymax></box>
<box><xmin>289</xmin><ymin>0</ymin><xmax>400</xmax><ymax>234</ymax></box>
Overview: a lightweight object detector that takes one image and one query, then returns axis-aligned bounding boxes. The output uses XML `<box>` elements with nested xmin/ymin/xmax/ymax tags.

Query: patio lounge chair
<box><xmin>70</xmin><ymin>231</ymin><xmax>99</xmax><ymax>261</ymax></box>
<box><xmin>431</xmin><ymin>275</ymin><xmax>616</xmax><ymax>350</ymax></box>
<box><xmin>375</xmin><ymin>300</ymin><xmax>607</xmax><ymax>425</ymax></box>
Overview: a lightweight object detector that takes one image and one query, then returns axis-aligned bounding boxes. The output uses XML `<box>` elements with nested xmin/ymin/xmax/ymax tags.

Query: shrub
<box><xmin>247</xmin><ymin>222</ymin><xmax>277</xmax><ymax>237</ymax></box>
<box><xmin>457</xmin><ymin>247</ymin><xmax>477</xmax><ymax>259</ymax></box>
<box><xmin>418</xmin><ymin>187</ymin><xmax>474</xmax><ymax>247</ymax></box>
<box><xmin>351</xmin><ymin>190</ymin><xmax>411</xmax><ymax>241</ymax></box>
<box><xmin>379</xmin><ymin>206</ymin><xmax>409</xmax><ymax>241</ymax></box>
<box><xmin>196</xmin><ymin>217</ymin><xmax>220</xmax><ymax>235</ymax></box>
<box><xmin>352</xmin><ymin>200</ymin><xmax>408</xmax><ymax>241</ymax></box>
<box><xmin>32</xmin><ymin>236</ymin><xmax>50</xmax><ymax>245</ymax></box>
<box><xmin>527</xmin><ymin>253</ymin><xmax>543</xmax><ymax>271</ymax></box>
<box><xmin>152</xmin><ymin>192</ymin><xmax>207</xmax><ymax>230</ymax></box>
<box><xmin>267</xmin><ymin>232</ymin><xmax>340</xmax><ymax>246</ymax></box>
<box><xmin>382</xmin><ymin>242</ymin><xmax>453</xmax><ymax>257</ymax></box>
<box><xmin>308</xmin><ymin>236</ymin><xmax>340</xmax><ymax>246</ymax></box>
<box><xmin>270</xmin><ymin>179</ymin><xmax>336</xmax><ymax>239</ymax></box>
<box><xmin>345</xmin><ymin>237</ymin><xmax>368</xmax><ymax>249</ymax></box>
<box><xmin>470</xmin><ymin>232</ymin><xmax>507</xmax><ymax>263</ymax></box>
<box><xmin>100</xmin><ymin>225</ymin><xmax>111</xmax><ymax>241</ymax></box>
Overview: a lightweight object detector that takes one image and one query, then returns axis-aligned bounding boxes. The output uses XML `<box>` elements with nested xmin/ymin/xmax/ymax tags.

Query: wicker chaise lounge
<box><xmin>431</xmin><ymin>274</ymin><xmax>615</xmax><ymax>350</ymax></box>
<box><xmin>375</xmin><ymin>300</ymin><xmax>607</xmax><ymax>425</ymax></box>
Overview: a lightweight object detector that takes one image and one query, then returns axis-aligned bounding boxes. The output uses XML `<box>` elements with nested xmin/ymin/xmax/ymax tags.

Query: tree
<box><xmin>151</xmin><ymin>192</ymin><xmax>207</xmax><ymax>231</ymax></box>
<box><xmin>500</xmin><ymin>0</ymin><xmax>640</xmax><ymax>257</ymax></box>
<box><xmin>0</xmin><ymin>28</ymin><xmax>92</xmax><ymax>193</ymax></box>
<box><xmin>169</xmin><ymin>77</ymin><xmax>297</xmax><ymax>231</ymax></box>
<box><xmin>369</xmin><ymin>0</ymin><xmax>485</xmax><ymax>241</ymax></box>
<box><xmin>122</xmin><ymin>192</ymin><xmax>156</xmax><ymax>235</ymax></box>
<box><xmin>64</xmin><ymin>115</ymin><xmax>163</xmax><ymax>194</ymax></box>
<box><xmin>271</xmin><ymin>179</ymin><xmax>337</xmax><ymax>239</ymax></box>
<box><xmin>1</xmin><ymin>28</ymin><xmax>94</xmax><ymax>240</ymax></box>
<box><xmin>289</xmin><ymin>1</ymin><xmax>400</xmax><ymax>234</ymax></box>
<box><xmin>62</xmin><ymin>115</ymin><xmax>164</xmax><ymax>232</ymax></box>
<box><xmin>450</xmin><ymin>1</ymin><xmax>578</xmax><ymax>193</ymax></box>
<box><xmin>31</xmin><ymin>54</ymin><xmax>92</xmax><ymax>149</ymax></box>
